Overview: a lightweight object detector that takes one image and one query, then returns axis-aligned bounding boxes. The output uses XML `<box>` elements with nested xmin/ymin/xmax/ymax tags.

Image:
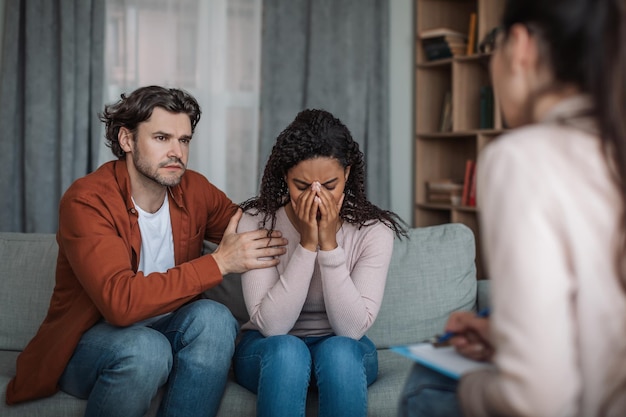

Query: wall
<box><xmin>389</xmin><ymin>0</ymin><xmax>414</xmax><ymax>225</ymax></box>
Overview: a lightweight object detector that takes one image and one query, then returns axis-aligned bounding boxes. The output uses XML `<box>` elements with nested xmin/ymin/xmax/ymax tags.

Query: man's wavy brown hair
<box><xmin>99</xmin><ymin>86</ymin><xmax>201</xmax><ymax>159</ymax></box>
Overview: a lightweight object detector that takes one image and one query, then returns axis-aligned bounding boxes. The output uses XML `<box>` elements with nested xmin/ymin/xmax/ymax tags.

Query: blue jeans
<box><xmin>59</xmin><ymin>299</ymin><xmax>239</xmax><ymax>417</ymax></box>
<box><xmin>398</xmin><ymin>364</ymin><xmax>462</xmax><ymax>417</ymax></box>
<box><xmin>233</xmin><ymin>330</ymin><xmax>378</xmax><ymax>417</ymax></box>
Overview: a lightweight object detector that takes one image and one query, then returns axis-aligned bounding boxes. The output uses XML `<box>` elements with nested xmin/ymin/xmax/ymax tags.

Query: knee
<box><xmin>399</xmin><ymin>386</ymin><xmax>458</xmax><ymax>417</ymax></box>
<box><xmin>316</xmin><ymin>336</ymin><xmax>363</xmax><ymax>366</ymax></box>
<box><xmin>398</xmin><ymin>365</ymin><xmax>460</xmax><ymax>417</ymax></box>
<box><xmin>402</xmin><ymin>364</ymin><xmax>453</xmax><ymax>394</ymax></box>
<box><xmin>184</xmin><ymin>299</ymin><xmax>239</xmax><ymax>342</ymax></box>
<box><xmin>314</xmin><ymin>336</ymin><xmax>378</xmax><ymax>385</ymax></box>
<box><xmin>113</xmin><ymin>328</ymin><xmax>172</xmax><ymax>385</ymax></box>
<box><xmin>261</xmin><ymin>335</ymin><xmax>312</xmax><ymax>385</ymax></box>
<box><xmin>173</xmin><ymin>300</ymin><xmax>239</xmax><ymax>368</ymax></box>
<box><xmin>263</xmin><ymin>335</ymin><xmax>311</xmax><ymax>369</ymax></box>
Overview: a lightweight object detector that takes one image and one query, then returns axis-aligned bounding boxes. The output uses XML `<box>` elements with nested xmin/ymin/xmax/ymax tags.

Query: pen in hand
<box><xmin>428</xmin><ymin>307</ymin><xmax>491</xmax><ymax>347</ymax></box>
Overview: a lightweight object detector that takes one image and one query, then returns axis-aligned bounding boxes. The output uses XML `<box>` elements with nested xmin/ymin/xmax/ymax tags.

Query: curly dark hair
<box><xmin>99</xmin><ymin>85</ymin><xmax>202</xmax><ymax>159</ymax></box>
<box><xmin>240</xmin><ymin>109</ymin><xmax>408</xmax><ymax>239</ymax></box>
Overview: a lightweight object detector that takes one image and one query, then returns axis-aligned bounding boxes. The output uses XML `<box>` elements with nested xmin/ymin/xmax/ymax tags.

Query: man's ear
<box><xmin>118</xmin><ymin>127</ymin><xmax>133</xmax><ymax>153</ymax></box>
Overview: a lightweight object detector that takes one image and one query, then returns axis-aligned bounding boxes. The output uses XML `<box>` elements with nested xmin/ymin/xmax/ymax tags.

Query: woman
<box><xmin>233</xmin><ymin>109</ymin><xmax>407</xmax><ymax>417</ymax></box>
<box><xmin>400</xmin><ymin>0</ymin><xmax>626</xmax><ymax>416</ymax></box>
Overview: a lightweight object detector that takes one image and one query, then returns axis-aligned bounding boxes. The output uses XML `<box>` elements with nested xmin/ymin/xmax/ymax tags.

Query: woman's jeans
<box><xmin>59</xmin><ymin>299</ymin><xmax>239</xmax><ymax>417</ymax></box>
<box><xmin>398</xmin><ymin>363</ymin><xmax>463</xmax><ymax>417</ymax></box>
<box><xmin>233</xmin><ymin>330</ymin><xmax>378</xmax><ymax>417</ymax></box>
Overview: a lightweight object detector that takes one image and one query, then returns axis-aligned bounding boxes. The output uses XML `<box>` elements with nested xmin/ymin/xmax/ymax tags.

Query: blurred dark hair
<box><xmin>99</xmin><ymin>85</ymin><xmax>201</xmax><ymax>159</ymax></box>
<box><xmin>240</xmin><ymin>109</ymin><xmax>407</xmax><ymax>239</ymax></box>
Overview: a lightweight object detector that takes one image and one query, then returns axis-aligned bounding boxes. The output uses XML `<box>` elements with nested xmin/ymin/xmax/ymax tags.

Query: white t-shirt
<box><xmin>131</xmin><ymin>193</ymin><xmax>175</xmax><ymax>325</ymax></box>
<box><xmin>133</xmin><ymin>194</ymin><xmax>175</xmax><ymax>275</ymax></box>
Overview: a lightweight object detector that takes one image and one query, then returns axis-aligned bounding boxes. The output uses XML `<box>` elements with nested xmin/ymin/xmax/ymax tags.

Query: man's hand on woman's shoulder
<box><xmin>211</xmin><ymin>208</ymin><xmax>288</xmax><ymax>275</ymax></box>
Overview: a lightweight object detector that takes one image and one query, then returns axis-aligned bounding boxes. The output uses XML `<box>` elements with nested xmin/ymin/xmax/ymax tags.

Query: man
<box><xmin>5</xmin><ymin>86</ymin><xmax>287</xmax><ymax>417</ymax></box>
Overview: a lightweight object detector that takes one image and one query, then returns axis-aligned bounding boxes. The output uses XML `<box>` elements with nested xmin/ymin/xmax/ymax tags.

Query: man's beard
<box><xmin>133</xmin><ymin>151</ymin><xmax>186</xmax><ymax>187</ymax></box>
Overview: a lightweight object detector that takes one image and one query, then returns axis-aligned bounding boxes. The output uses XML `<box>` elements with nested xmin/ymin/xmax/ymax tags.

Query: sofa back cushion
<box><xmin>367</xmin><ymin>223</ymin><xmax>477</xmax><ymax>348</ymax></box>
<box><xmin>202</xmin><ymin>241</ymin><xmax>250</xmax><ymax>325</ymax></box>
<box><xmin>0</xmin><ymin>223</ymin><xmax>477</xmax><ymax>352</ymax></box>
<box><xmin>0</xmin><ymin>233</ymin><xmax>58</xmax><ymax>351</ymax></box>
<box><xmin>206</xmin><ymin>223</ymin><xmax>478</xmax><ymax>349</ymax></box>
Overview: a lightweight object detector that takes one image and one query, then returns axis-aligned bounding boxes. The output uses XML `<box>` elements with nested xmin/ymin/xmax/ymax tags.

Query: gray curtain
<box><xmin>260</xmin><ymin>0</ymin><xmax>390</xmax><ymax>208</ymax></box>
<box><xmin>0</xmin><ymin>0</ymin><xmax>105</xmax><ymax>233</ymax></box>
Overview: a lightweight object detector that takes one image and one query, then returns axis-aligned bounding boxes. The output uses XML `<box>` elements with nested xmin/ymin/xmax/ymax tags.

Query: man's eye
<box><xmin>180</xmin><ymin>139</ymin><xmax>190</xmax><ymax>145</ymax></box>
<box><xmin>155</xmin><ymin>136</ymin><xmax>166</xmax><ymax>141</ymax></box>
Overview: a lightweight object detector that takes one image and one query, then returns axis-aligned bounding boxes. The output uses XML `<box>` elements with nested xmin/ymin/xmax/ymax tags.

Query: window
<box><xmin>103</xmin><ymin>0</ymin><xmax>262</xmax><ymax>202</ymax></box>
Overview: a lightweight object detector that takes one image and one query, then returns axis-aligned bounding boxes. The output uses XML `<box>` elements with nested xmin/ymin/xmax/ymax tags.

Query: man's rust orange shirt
<box><xmin>6</xmin><ymin>160</ymin><xmax>237</xmax><ymax>404</ymax></box>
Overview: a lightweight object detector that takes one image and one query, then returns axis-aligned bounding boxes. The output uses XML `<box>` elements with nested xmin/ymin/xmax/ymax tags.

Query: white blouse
<box><xmin>459</xmin><ymin>96</ymin><xmax>626</xmax><ymax>417</ymax></box>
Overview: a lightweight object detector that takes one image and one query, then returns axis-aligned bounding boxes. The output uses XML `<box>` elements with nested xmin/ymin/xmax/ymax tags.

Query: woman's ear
<box><xmin>506</xmin><ymin>23</ymin><xmax>539</xmax><ymax>75</ymax></box>
<box><xmin>344</xmin><ymin>166</ymin><xmax>351</xmax><ymax>181</ymax></box>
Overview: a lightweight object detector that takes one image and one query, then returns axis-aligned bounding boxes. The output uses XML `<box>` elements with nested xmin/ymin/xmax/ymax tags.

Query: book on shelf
<box><xmin>461</xmin><ymin>160</ymin><xmax>475</xmax><ymax>206</ymax></box>
<box><xmin>468</xmin><ymin>163</ymin><xmax>477</xmax><ymax>207</ymax></box>
<box><xmin>466</xmin><ymin>12</ymin><xmax>478</xmax><ymax>55</ymax></box>
<box><xmin>420</xmin><ymin>27</ymin><xmax>467</xmax><ymax>40</ymax></box>
<box><xmin>420</xmin><ymin>28</ymin><xmax>467</xmax><ymax>61</ymax></box>
<box><xmin>423</xmin><ymin>42</ymin><xmax>465</xmax><ymax>61</ymax></box>
<box><xmin>426</xmin><ymin>179</ymin><xmax>463</xmax><ymax>205</ymax></box>
<box><xmin>439</xmin><ymin>91</ymin><xmax>452</xmax><ymax>132</ymax></box>
<box><xmin>479</xmin><ymin>85</ymin><xmax>494</xmax><ymax>129</ymax></box>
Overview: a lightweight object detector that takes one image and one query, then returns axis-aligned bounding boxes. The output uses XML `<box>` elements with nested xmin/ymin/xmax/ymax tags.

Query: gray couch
<box><xmin>0</xmin><ymin>223</ymin><xmax>488</xmax><ymax>416</ymax></box>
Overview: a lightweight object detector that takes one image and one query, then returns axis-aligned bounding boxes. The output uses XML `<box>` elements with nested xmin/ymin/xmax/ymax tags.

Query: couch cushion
<box><xmin>204</xmin><ymin>224</ymin><xmax>477</xmax><ymax>349</ymax></box>
<box><xmin>0</xmin><ymin>233</ymin><xmax>58</xmax><ymax>351</ymax></box>
<box><xmin>366</xmin><ymin>349</ymin><xmax>416</xmax><ymax>415</ymax></box>
<box><xmin>367</xmin><ymin>223</ymin><xmax>477</xmax><ymax>348</ymax></box>
<box><xmin>0</xmin><ymin>350</ymin><xmax>84</xmax><ymax>415</ymax></box>
<box><xmin>203</xmin><ymin>271</ymin><xmax>249</xmax><ymax>325</ymax></box>
<box><xmin>201</xmin><ymin>241</ymin><xmax>250</xmax><ymax>325</ymax></box>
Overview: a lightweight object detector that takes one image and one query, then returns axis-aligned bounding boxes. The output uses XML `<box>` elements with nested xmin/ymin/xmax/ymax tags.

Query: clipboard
<box><xmin>391</xmin><ymin>343</ymin><xmax>495</xmax><ymax>380</ymax></box>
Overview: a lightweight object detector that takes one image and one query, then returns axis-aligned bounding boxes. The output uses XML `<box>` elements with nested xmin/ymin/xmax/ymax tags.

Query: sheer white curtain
<box><xmin>102</xmin><ymin>0</ymin><xmax>262</xmax><ymax>203</ymax></box>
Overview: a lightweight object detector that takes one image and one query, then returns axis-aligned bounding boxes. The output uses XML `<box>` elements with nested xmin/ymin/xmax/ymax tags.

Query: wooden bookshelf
<box><xmin>414</xmin><ymin>0</ymin><xmax>505</xmax><ymax>280</ymax></box>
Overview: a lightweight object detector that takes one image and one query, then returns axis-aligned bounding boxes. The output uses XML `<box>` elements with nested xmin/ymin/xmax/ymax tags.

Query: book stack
<box><xmin>420</xmin><ymin>28</ymin><xmax>468</xmax><ymax>61</ymax></box>
<box><xmin>426</xmin><ymin>179</ymin><xmax>464</xmax><ymax>205</ymax></box>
